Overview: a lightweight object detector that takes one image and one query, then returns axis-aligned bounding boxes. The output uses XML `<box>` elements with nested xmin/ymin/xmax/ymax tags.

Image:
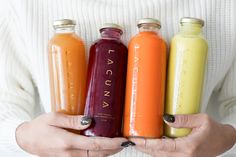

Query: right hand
<box><xmin>16</xmin><ymin>113</ymin><xmax>127</xmax><ymax>157</ymax></box>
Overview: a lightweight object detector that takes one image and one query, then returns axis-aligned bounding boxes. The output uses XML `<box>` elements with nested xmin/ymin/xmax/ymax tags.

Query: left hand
<box><xmin>131</xmin><ymin>113</ymin><xmax>236</xmax><ymax>157</ymax></box>
<box><xmin>16</xmin><ymin>113</ymin><xmax>127</xmax><ymax>157</ymax></box>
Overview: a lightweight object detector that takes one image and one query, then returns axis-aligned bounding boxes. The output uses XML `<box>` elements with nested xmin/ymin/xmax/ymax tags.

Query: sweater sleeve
<box><xmin>0</xmin><ymin>3</ymin><xmax>36</xmax><ymax>153</ymax></box>
<box><xmin>218</xmin><ymin>54</ymin><xmax>236</xmax><ymax>127</ymax></box>
<box><xmin>218</xmin><ymin>48</ymin><xmax>236</xmax><ymax>156</ymax></box>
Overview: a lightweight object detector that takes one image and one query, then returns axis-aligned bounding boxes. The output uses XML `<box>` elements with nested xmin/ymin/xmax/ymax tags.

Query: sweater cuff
<box><xmin>0</xmin><ymin>118</ymin><xmax>31</xmax><ymax>153</ymax></box>
<box><xmin>220</xmin><ymin>98</ymin><xmax>236</xmax><ymax>128</ymax></box>
<box><xmin>219</xmin><ymin>99</ymin><xmax>236</xmax><ymax>156</ymax></box>
<box><xmin>221</xmin><ymin>115</ymin><xmax>236</xmax><ymax>128</ymax></box>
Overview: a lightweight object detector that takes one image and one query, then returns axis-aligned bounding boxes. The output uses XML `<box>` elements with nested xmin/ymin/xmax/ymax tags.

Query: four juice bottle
<box><xmin>123</xmin><ymin>18</ymin><xmax>167</xmax><ymax>138</ymax></box>
<box><xmin>48</xmin><ymin>18</ymin><xmax>207</xmax><ymax>138</ymax></box>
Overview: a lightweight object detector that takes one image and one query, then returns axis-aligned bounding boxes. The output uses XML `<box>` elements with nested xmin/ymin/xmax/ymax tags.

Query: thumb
<box><xmin>163</xmin><ymin>113</ymin><xmax>206</xmax><ymax>128</ymax></box>
<box><xmin>45</xmin><ymin>113</ymin><xmax>92</xmax><ymax>130</ymax></box>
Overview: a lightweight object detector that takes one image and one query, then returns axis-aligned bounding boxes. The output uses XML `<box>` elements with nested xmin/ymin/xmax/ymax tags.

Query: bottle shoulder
<box><xmin>172</xmin><ymin>33</ymin><xmax>208</xmax><ymax>45</ymax></box>
<box><xmin>129</xmin><ymin>33</ymin><xmax>166</xmax><ymax>47</ymax></box>
<box><xmin>49</xmin><ymin>33</ymin><xmax>85</xmax><ymax>47</ymax></box>
<box><xmin>130</xmin><ymin>32</ymin><xmax>165</xmax><ymax>42</ymax></box>
<box><xmin>92</xmin><ymin>38</ymin><xmax>127</xmax><ymax>48</ymax></box>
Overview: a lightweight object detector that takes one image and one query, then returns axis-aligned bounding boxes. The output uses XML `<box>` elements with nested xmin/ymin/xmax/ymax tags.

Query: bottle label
<box><xmin>90</xmin><ymin>49</ymin><xmax>118</xmax><ymax>123</ymax></box>
<box><xmin>131</xmin><ymin>45</ymin><xmax>139</xmax><ymax>108</ymax></box>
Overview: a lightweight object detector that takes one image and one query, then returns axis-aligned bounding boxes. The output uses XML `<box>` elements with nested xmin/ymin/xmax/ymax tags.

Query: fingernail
<box><xmin>163</xmin><ymin>114</ymin><xmax>175</xmax><ymax>123</ymax></box>
<box><xmin>81</xmin><ymin>116</ymin><xmax>92</xmax><ymax>125</ymax></box>
<box><xmin>121</xmin><ymin>141</ymin><xmax>136</xmax><ymax>147</ymax></box>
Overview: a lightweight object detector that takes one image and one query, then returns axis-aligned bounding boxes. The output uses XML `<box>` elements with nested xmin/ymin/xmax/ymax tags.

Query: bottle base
<box><xmin>124</xmin><ymin>133</ymin><xmax>162</xmax><ymax>139</ymax></box>
<box><xmin>164</xmin><ymin>127</ymin><xmax>192</xmax><ymax>138</ymax></box>
<box><xmin>83</xmin><ymin>129</ymin><xmax>122</xmax><ymax>138</ymax></box>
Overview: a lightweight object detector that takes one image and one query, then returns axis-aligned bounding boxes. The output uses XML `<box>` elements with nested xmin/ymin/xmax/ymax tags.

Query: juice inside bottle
<box><xmin>83</xmin><ymin>24</ymin><xmax>128</xmax><ymax>137</ymax></box>
<box><xmin>165</xmin><ymin>17</ymin><xmax>208</xmax><ymax>138</ymax></box>
<box><xmin>124</xmin><ymin>18</ymin><xmax>167</xmax><ymax>138</ymax></box>
<box><xmin>48</xmin><ymin>19</ymin><xmax>87</xmax><ymax>116</ymax></box>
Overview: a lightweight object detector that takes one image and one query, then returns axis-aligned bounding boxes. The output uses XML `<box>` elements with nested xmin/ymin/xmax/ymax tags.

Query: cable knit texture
<box><xmin>0</xmin><ymin>0</ymin><xmax>236</xmax><ymax>156</ymax></box>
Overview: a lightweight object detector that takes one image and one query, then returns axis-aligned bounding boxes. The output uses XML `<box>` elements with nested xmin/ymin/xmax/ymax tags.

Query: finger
<box><xmin>158</xmin><ymin>151</ymin><xmax>188</xmax><ymax>157</ymax></box>
<box><xmin>68</xmin><ymin>135</ymin><xmax>127</xmax><ymax>150</ymax></box>
<box><xmin>130</xmin><ymin>138</ymin><xmax>180</xmax><ymax>152</ymax></box>
<box><xmin>63</xmin><ymin>150</ymin><xmax>87</xmax><ymax>157</ymax></box>
<box><xmin>163</xmin><ymin>113</ymin><xmax>208</xmax><ymax>128</ymax></box>
<box><xmin>134</xmin><ymin>146</ymin><xmax>155</xmax><ymax>156</ymax></box>
<box><xmin>46</xmin><ymin>112</ymin><xmax>92</xmax><ymax>130</ymax></box>
<box><xmin>39</xmin><ymin>150</ymin><xmax>87</xmax><ymax>157</ymax></box>
<box><xmin>88</xmin><ymin>149</ymin><xmax>123</xmax><ymax>157</ymax></box>
<box><xmin>135</xmin><ymin>147</ymin><xmax>186</xmax><ymax>157</ymax></box>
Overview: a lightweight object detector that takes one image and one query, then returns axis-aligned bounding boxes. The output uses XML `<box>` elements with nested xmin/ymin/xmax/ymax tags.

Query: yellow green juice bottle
<box><xmin>165</xmin><ymin>17</ymin><xmax>208</xmax><ymax>138</ymax></box>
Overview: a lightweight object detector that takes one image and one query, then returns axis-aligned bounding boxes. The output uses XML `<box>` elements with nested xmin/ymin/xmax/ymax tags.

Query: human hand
<box><xmin>131</xmin><ymin>113</ymin><xmax>236</xmax><ymax>157</ymax></box>
<box><xmin>16</xmin><ymin>113</ymin><xmax>127</xmax><ymax>157</ymax></box>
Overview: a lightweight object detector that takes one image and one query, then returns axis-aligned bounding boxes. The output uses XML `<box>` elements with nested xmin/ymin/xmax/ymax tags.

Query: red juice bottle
<box><xmin>83</xmin><ymin>23</ymin><xmax>128</xmax><ymax>137</ymax></box>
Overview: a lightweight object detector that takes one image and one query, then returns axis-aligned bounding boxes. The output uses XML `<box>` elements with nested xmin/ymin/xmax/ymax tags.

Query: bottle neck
<box><xmin>180</xmin><ymin>23</ymin><xmax>203</xmax><ymax>35</ymax></box>
<box><xmin>138</xmin><ymin>24</ymin><xmax>160</xmax><ymax>34</ymax></box>
<box><xmin>54</xmin><ymin>26</ymin><xmax>75</xmax><ymax>34</ymax></box>
<box><xmin>100</xmin><ymin>28</ymin><xmax>122</xmax><ymax>40</ymax></box>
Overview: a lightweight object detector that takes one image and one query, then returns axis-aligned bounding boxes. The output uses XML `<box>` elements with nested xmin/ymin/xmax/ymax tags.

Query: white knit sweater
<box><xmin>0</xmin><ymin>0</ymin><xmax>236</xmax><ymax>156</ymax></box>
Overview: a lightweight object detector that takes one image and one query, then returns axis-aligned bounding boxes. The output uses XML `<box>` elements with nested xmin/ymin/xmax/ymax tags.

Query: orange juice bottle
<box><xmin>48</xmin><ymin>19</ymin><xmax>87</xmax><ymax>115</ymax></box>
<box><xmin>124</xmin><ymin>18</ymin><xmax>167</xmax><ymax>138</ymax></box>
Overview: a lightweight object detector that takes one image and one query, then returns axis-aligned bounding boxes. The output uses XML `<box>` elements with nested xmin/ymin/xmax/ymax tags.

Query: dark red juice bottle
<box><xmin>83</xmin><ymin>23</ymin><xmax>128</xmax><ymax>137</ymax></box>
